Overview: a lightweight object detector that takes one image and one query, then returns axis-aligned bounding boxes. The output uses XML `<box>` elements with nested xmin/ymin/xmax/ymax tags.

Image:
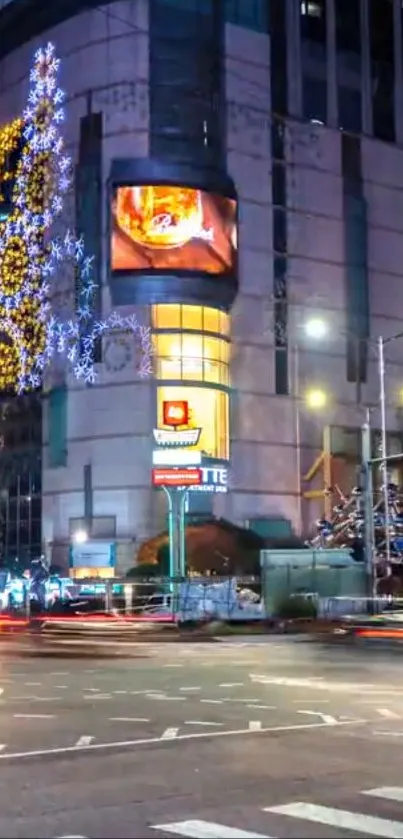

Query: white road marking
<box><xmin>131</xmin><ymin>689</ymin><xmax>164</xmax><ymax>696</ymax></box>
<box><xmin>247</xmin><ymin>705</ymin><xmax>276</xmax><ymax>710</ymax></box>
<box><xmin>180</xmin><ymin>686</ymin><xmax>201</xmax><ymax>692</ymax></box>
<box><xmin>83</xmin><ymin>687</ymin><xmax>100</xmax><ymax>692</ymax></box>
<box><xmin>293</xmin><ymin>699</ymin><xmax>330</xmax><ymax>704</ymax></box>
<box><xmin>161</xmin><ymin>727</ymin><xmax>179</xmax><ymax>740</ymax></box>
<box><xmin>377</xmin><ymin>708</ymin><xmax>401</xmax><ymax>719</ymax></box>
<box><xmin>13</xmin><ymin>714</ymin><xmax>55</xmax><ymax>719</ymax></box>
<box><xmin>164</xmin><ymin>663</ymin><xmax>183</xmax><ymax>668</ymax></box>
<box><xmin>200</xmin><ymin>699</ymin><xmax>223</xmax><ymax>705</ymax></box>
<box><xmin>83</xmin><ymin>693</ymin><xmax>111</xmax><ymax>700</ymax></box>
<box><xmin>265</xmin><ymin>802</ymin><xmax>403</xmax><ymax>837</ymax></box>
<box><xmin>0</xmin><ymin>718</ymin><xmax>365</xmax><ymax>761</ymax></box>
<box><xmin>250</xmin><ymin>674</ymin><xmax>403</xmax><ymax>697</ymax></box>
<box><xmin>219</xmin><ymin>682</ymin><xmax>244</xmax><ymax>688</ymax></box>
<box><xmin>248</xmin><ymin>721</ymin><xmax>262</xmax><ymax>731</ymax></box>
<box><xmin>148</xmin><ymin>694</ymin><xmax>186</xmax><ymax>702</ymax></box>
<box><xmin>298</xmin><ymin>710</ymin><xmax>337</xmax><ymax>725</ymax></box>
<box><xmin>56</xmin><ymin>834</ymin><xmax>87</xmax><ymax>838</ymax></box>
<box><xmin>25</xmin><ymin>682</ymin><xmax>41</xmax><ymax>686</ymax></box>
<box><xmin>113</xmin><ymin>690</ymin><xmax>128</xmax><ymax>695</ymax></box>
<box><xmin>364</xmin><ymin>788</ymin><xmax>403</xmax><ymax>803</ymax></box>
<box><xmin>55</xmin><ymin>685</ymin><xmax>68</xmax><ymax>690</ymax></box>
<box><xmin>0</xmin><ymin>745</ymin><xmax>5</xmax><ymax>751</ymax></box>
<box><xmin>373</xmin><ymin>730</ymin><xmax>403</xmax><ymax>737</ymax></box>
<box><xmin>109</xmin><ymin>717</ymin><xmax>150</xmax><ymax>723</ymax></box>
<box><xmin>75</xmin><ymin>735</ymin><xmax>94</xmax><ymax>747</ymax></box>
<box><xmin>51</xmin><ymin>671</ymin><xmax>69</xmax><ymax>676</ymax></box>
<box><xmin>152</xmin><ymin>819</ymin><xmax>270</xmax><ymax>837</ymax></box>
<box><xmin>185</xmin><ymin>721</ymin><xmax>223</xmax><ymax>727</ymax></box>
<box><xmin>33</xmin><ymin>696</ymin><xmax>62</xmax><ymax>702</ymax></box>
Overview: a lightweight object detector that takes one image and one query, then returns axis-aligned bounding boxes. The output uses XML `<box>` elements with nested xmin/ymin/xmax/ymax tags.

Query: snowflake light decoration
<box><xmin>0</xmin><ymin>42</ymin><xmax>152</xmax><ymax>393</ymax></box>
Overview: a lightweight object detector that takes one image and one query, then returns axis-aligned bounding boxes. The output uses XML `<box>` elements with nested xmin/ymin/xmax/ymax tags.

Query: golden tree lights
<box><xmin>0</xmin><ymin>117</ymin><xmax>22</xmax><ymax>203</ymax></box>
<box><xmin>0</xmin><ymin>43</ymin><xmax>152</xmax><ymax>393</ymax></box>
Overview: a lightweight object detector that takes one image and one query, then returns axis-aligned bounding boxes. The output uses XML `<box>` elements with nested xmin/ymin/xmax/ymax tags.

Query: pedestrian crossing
<box><xmin>151</xmin><ymin>786</ymin><xmax>403</xmax><ymax>838</ymax></box>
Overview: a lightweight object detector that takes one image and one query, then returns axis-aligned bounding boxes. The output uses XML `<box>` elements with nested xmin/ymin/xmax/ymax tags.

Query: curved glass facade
<box><xmin>153</xmin><ymin>304</ymin><xmax>230</xmax><ymax>462</ymax></box>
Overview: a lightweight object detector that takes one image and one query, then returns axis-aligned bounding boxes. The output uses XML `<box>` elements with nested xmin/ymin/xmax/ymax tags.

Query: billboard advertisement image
<box><xmin>111</xmin><ymin>185</ymin><xmax>237</xmax><ymax>275</ymax></box>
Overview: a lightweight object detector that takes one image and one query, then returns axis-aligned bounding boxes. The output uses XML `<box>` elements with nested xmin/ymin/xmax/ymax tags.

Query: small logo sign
<box><xmin>163</xmin><ymin>400</ymin><xmax>189</xmax><ymax>427</ymax></box>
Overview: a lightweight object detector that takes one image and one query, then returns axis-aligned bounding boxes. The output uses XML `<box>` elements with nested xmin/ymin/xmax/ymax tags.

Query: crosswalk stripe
<box><xmin>151</xmin><ymin>820</ymin><xmax>271</xmax><ymax>838</ymax></box>
<box><xmin>264</xmin><ymin>802</ymin><xmax>403</xmax><ymax>837</ymax></box>
<box><xmin>364</xmin><ymin>788</ymin><xmax>403</xmax><ymax>804</ymax></box>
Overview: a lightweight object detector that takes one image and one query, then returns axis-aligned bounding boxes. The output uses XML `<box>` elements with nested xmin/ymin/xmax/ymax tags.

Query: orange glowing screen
<box><xmin>111</xmin><ymin>185</ymin><xmax>237</xmax><ymax>274</ymax></box>
<box><xmin>163</xmin><ymin>400</ymin><xmax>189</xmax><ymax>427</ymax></box>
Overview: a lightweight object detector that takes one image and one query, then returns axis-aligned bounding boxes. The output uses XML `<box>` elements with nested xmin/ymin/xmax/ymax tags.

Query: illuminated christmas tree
<box><xmin>0</xmin><ymin>42</ymin><xmax>152</xmax><ymax>393</ymax></box>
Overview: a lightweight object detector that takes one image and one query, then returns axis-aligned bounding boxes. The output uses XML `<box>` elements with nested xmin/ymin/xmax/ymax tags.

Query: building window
<box><xmin>149</xmin><ymin>0</ymin><xmax>223</xmax><ymax>166</ymax></box>
<box><xmin>335</xmin><ymin>0</ymin><xmax>361</xmax><ymax>53</ymax></box>
<box><xmin>48</xmin><ymin>386</ymin><xmax>67</xmax><ymax>468</ymax></box>
<box><xmin>225</xmin><ymin>0</ymin><xmax>269</xmax><ymax>32</ymax></box>
<box><xmin>302</xmin><ymin>76</ymin><xmax>327</xmax><ymax>123</ymax></box>
<box><xmin>300</xmin><ymin>0</ymin><xmax>326</xmax><ymax>41</ymax></box>
<box><xmin>153</xmin><ymin>331</ymin><xmax>230</xmax><ymax>386</ymax></box>
<box><xmin>370</xmin><ymin>0</ymin><xmax>395</xmax><ymax>142</ymax></box>
<box><xmin>339</xmin><ymin>87</ymin><xmax>362</xmax><ymax>133</ymax></box>
<box><xmin>157</xmin><ymin>384</ymin><xmax>229</xmax><ymax>460</ymax></box>
<box><xmin>152</xmin><ymin>304</ymin><xmax>230</xmax><ymax>336</ymax></box>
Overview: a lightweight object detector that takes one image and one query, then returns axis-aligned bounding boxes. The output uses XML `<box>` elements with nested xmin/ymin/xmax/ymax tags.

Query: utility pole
<box><xmin>361</xmin><ymin>411</ymin><xmax>375</xmax><ymax>611</ymax></box>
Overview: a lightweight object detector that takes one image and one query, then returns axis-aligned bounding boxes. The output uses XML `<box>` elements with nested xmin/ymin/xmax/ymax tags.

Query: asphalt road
<box><xmin>2</xmin><ymin>637</ymin><xmax>403</xmax><ymax>837</ymax></box>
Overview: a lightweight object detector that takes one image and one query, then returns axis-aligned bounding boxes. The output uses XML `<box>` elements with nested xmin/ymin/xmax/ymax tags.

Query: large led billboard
<box><xmin>110</xmin><ymin>185</ymin><xmax>237</xmax><ymax>275</ymax></box>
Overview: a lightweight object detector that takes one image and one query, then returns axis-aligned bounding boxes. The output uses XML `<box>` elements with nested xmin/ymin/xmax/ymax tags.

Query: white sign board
<box><xmin>152</xmin><ymin>448</ymin><xmax>202</xmax><ymax>466</ymax></box>
<box><xmin>153</xmin><ymin>428</ymin><xmax>201</xmax><ymax>447</ymax></box>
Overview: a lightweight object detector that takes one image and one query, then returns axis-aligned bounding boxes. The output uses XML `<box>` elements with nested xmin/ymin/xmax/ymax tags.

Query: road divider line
<box><xmin>219</xmin><ymin>683</ymin><xmax>244</xmax><ymax>688</ymax></box>
<box><xmin>200</xmin><ymin>699</ymin><xmax>223</xmax><ymax>705</ymax></box>
<box><xmin>298</xmin><ymin>710</ymin><xmax>337</xmax><ymax>725</ymax></box>
<box><xmin>161</xmin><ymin>727</ymin><xmax>179</xmax><ymax>740</ymax></box>
<box><xmin>0</xmin><ymin>718</ymin><xmax>367</xmax><ymax>761</ymax></box>
<box><xmin>109</xmin><ymin>717</ymin><xmax>150</xmax><ymax>723</ymax></box>
<box><xmin>185</xmin><ymin>721</ymin><xmax>223</xmax><ymax>727</ymax></box>
<box><xmin>264</xmin><ymin>801</ymin><xmax>403</xmax><ymax>837</ymax></box>
<box><xmin>13</xmin><ymin>713</ymin><xmax>55</xmax><ymax>719</ymax></box>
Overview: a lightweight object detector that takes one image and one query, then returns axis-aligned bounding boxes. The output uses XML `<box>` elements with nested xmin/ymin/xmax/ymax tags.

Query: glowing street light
<box><xmin>73</xmin><ymin>529</ymin><xmax>88</xmax><ymax>545</ymax></box>
<box><xmin>303</xmin><ymin>316</ymin><xmax>328</xmax><ymax>341</ymax></box>
<box><xmin>305</xmin><ymin>387</ymin><xmax>327</xmax><ymax>410</ymax></box>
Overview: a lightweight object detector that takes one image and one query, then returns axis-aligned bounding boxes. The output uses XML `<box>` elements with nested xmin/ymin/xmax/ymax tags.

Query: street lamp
<box><xmin>303</xmin><ymin>316</ymin><xmax>328</xmax><ymax>341</ymax></box>
<box><xmin>73</xmin><ymin>529</ymin><xmax>88</xmax><ymax>545</ymax></box>
<box><xmin>305</xmin><ymin>387</ymin><xmax>327</xmax><ymax>410</ymax></box>
<box><xmin>293</xmin><ymin>316</ymin><xmax>330</xmax><ymax>533</ymax></box>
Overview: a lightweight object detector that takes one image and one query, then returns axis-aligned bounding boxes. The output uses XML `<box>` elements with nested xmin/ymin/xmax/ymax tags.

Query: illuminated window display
<box><xmin>153</xmin><ymin>331</ymin><xmax>230</xmax><ymax>386</ymax></box>
<box><xmin>111</xmin><ymin>185</ymin><xmax>237</xmax><ymax>274</ymax></box>
<box><xmin>157</xmin><ymin>385</ymin><xmax>229</xmax><ymax>461</ymax></box>
<box><xmin>152</xmin><ymin>304</ymin><xmax>230</xmax><ymax>335</ymax></box>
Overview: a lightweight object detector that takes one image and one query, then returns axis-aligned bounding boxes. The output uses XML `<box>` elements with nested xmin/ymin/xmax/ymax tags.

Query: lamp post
<box><xmin>293</xmin><ymin>317</ymin><xmax>329</xmax><ymax>534</ymax></box>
